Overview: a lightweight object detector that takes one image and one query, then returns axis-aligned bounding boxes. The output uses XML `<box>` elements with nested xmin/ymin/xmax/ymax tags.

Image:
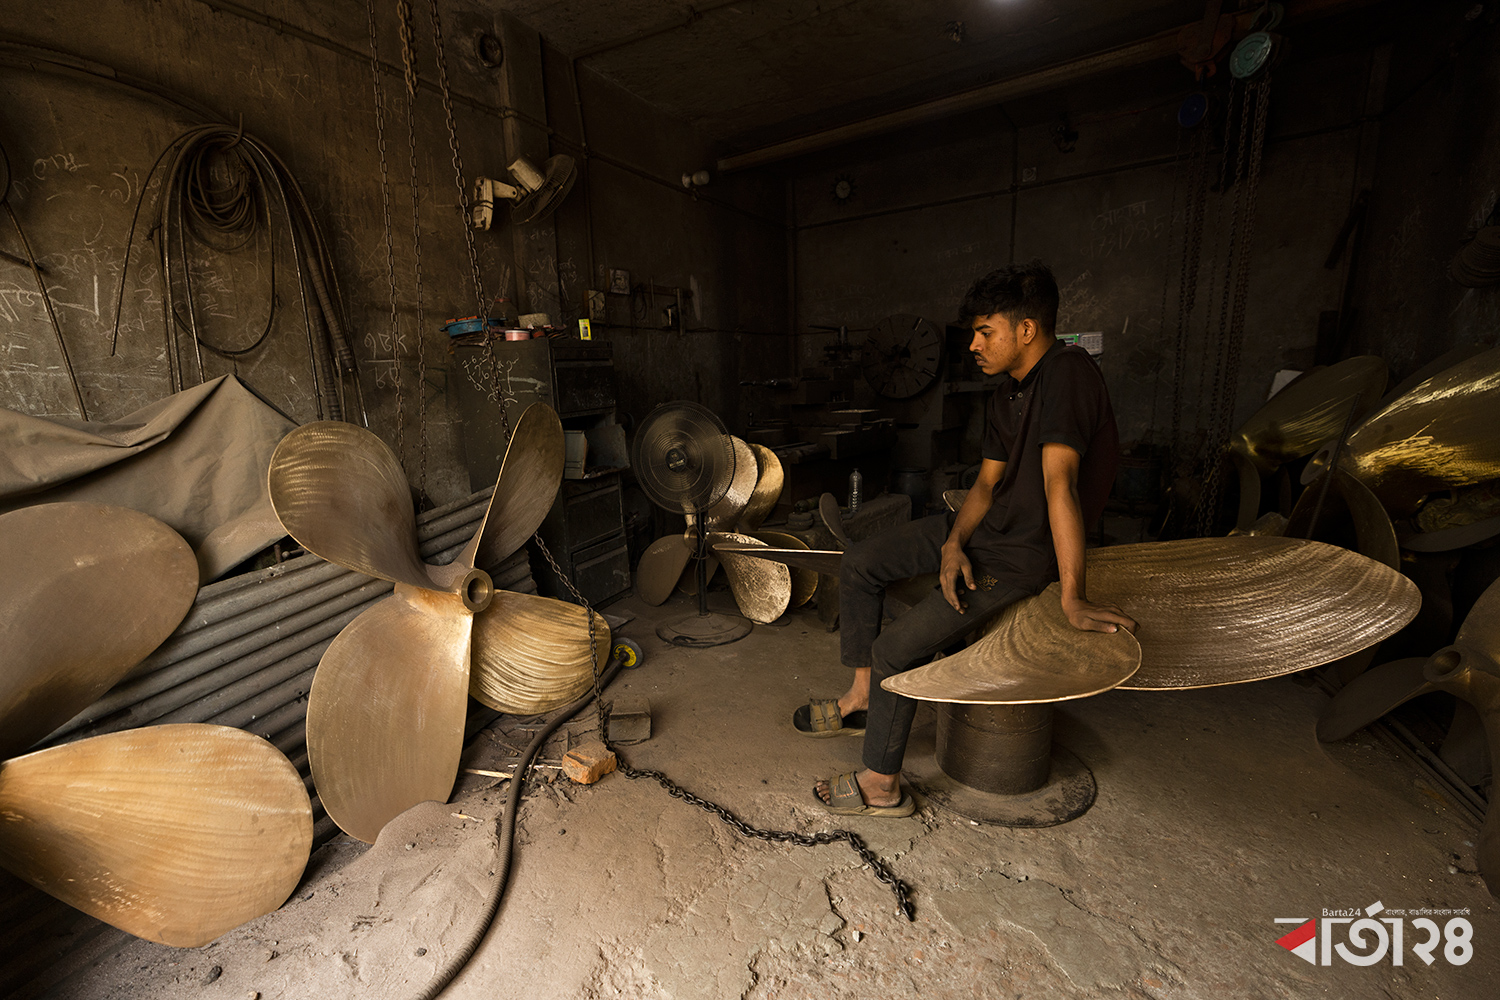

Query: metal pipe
<box><xmin>228</xmin><ymin>679</ymin><xmax>315</xmax><ymax>737</ymax></box>
<box><xmin>152</xmin><ymin>637</ymin><xmax>332</xmax><ymax>725</ymax></box>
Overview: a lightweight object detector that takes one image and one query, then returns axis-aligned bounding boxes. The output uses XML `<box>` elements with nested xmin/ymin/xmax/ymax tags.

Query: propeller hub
<box><xmin>459</xmin><ymin>568</ymin><xmax>495</xmax><ymax>613</ymax></box>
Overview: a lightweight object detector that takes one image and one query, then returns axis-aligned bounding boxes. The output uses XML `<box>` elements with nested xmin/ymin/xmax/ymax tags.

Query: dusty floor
<box><xmin>19</xmin><ymin>588</ymin><xmax>1500</xmax><ymax>999</ymax></box>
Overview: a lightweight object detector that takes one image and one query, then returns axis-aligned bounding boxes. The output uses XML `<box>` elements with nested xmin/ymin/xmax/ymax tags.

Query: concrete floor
<box><xmin>24</xmin><ymin>587</ymin><xmax>1500</xmax><ymax>999</ymax></box>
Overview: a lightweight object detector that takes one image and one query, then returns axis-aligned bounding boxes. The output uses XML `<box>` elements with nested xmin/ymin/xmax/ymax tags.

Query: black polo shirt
<box><xmin>965</xmin><ymin>339</ymin><xmax>1119</xmax><ymax>593</ymax></box>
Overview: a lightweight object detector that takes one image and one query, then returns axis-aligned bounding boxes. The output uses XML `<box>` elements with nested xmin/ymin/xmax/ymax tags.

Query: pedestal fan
<box><xmin>632</xmin><ymin>402</ymin><xmax>752</xmax><ymax>647</ymax></box>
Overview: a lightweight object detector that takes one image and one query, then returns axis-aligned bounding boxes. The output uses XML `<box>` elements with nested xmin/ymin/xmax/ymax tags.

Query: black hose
<box><xmin>413</xmin><ymin>658</ymin><xmax>624</xmax><ymax>1000</ymax></box>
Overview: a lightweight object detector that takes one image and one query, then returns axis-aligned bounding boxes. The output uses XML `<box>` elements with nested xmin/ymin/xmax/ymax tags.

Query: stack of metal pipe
<box><xmin>34</xmin><ymin>486</ymin><xmax>537</xmax><ymax>845</ymax></box>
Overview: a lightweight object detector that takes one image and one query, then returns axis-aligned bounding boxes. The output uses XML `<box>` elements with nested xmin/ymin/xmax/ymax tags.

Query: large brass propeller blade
<box><xmin>884</xmin><ymin>584</ymin><xmax>1141</xmax><ymax>704</ymax></box>
<box><xmin>636</xmin><ymin>534</ymin><xmax>693</xmax><ymax>606</ymax></box>
<box><xmin>268</xmin><ymin>423</ymin><xmax>439</xmax><ymax>592</ymax></box>
<box><xmin>0</xmin><ymin>724</ymin><xmax>312</xmax><ymax>947</ymax></box>
<box><xmin>1305</xmin><ymin>346</ymin><xmax>1500</xmax><ymax>514</ymax></box>
<box><xmin>740</xmin><ymin>444</ymin><xmax>784</xmax><ymax>530</ymax></box>
<box><xmin>1231</xmin><ymin>355</ymin><xmax>1388</xmax><ymax>474</ymax></box>
<box><xmin>470</xmin><ymin>591</ymin><xmax>610</xmax><ymax>714</ymax></box>
<box><xmin>709</xmin><ymin>532</ymin><xmax>791</xmax><ymax>623</ymax></box>
<box><xmin>703</xmin><ymin>436</ymin><xmax>758</xmax><ymax>529</ymax></box>
<box><xmin>0</xmin><ymin>503</ymin><xmax>198</xmax><ymax>759</ymax></box>
<box><xmin>752</xmin><ymin>530</ymin><xmax>817</xmax><ymax>607</ymax></box>
<box><xmin>305</xmin><ymin>587</ymin><xmax>473</xmax><ymax>844</ymax></box>
<box><xmin>1099</xmin><ymin>537</ymin><xmax>1419</xmax><ymax>689</ymax></box>
<box><xmin>467</xmin><ymin>403</ymin><xmax>565</xmax><ymax>572</ymax></box>
<box><xmin>1315</xmin><ymin>657</ymin><xmax>1433</xmax><ymax>742</ymax></box>
<box><xmin>1287</xmin><ymin>470</ymin><xmax>1399</xmax><ymax>569</ymax></box>
<box><xmin>710</xmin><ymin>545</ymin><xmax>844</xmax><ymax>576</ymax></box>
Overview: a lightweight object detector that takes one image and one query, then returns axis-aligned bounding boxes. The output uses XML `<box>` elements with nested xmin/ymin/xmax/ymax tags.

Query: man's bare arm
<box><xmin>1041</xmin><ymin>442</ymin><xmax>1136</xmax><ymax>633</ymax></box>
<box><xmin>939</xmin><ymin>458</ymin><xmax>1004</xmax><ymax>612</ymax></box>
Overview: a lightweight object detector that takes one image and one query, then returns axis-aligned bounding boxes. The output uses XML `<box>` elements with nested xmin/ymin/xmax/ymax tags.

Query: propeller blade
<box><xmin>467</xmin><ymin>403</ymin><xmax>565</xmax><ymax>572</ymax></box>
<box><xmin>819</xmin><ymin>493</ymin><xmax>853</xmax><ymax>548</ymax></box>
<box><xmin>0</xmin><ymin>503</ymin><xmax>198</xmax><ymax>758</ymax></box>
<box><xmin>1287</xmin><ymin>470</ymin><xmax>1399</xmax><ymax>569</ymax></box>
<box><xmin>752</xmin><ymin>530</ymin><xmax>817</xmax><ymax>607</ymax></box>
<box><xmin>267</xmin><ymin>423</ymin><xmax>437</xmax><ymax>592</ymax></box>
<box><xmin>1090</xmin><ymin>537</ymin><xmax>1420</xmax><ymax>689</ymax></box>
<box><xmin>636</xmin><ymin>534</ymin><xmax>692</xmax><ymax>606</ymax></box>
<box><xmin>708</xmin><ymin>532</ymin><xmax>790</xmax><ymax>623</ymax></box>
<box><xmin>703</xmin><ymin>436</ymin><xmax>757</xmax><ymax>529</ymax></box>
<box><xmin>1231</xmin><ymin>355</ymin><xmax>1388</xmax><ymax>474</ymax></box>
<box><xmin>1376</xmin><ymin>343</ymin><xmax>1486</xmax><ymax>411</ymax></box>
<box><xmin>1315</xmin><ymin>657</ymin><xmax>1433</xmax><ymax>742</ymax></box>
<box><xmin>882</xmin><ymin>584</ymin><xmax>1141</xmax><ymax>704</ymax></box>
<box><xmin>1307</xmin><ymin>346</ymin><xmax>1500</xmax><ymax>514</ymax></box>
<box><xmin>739</xmin><ymin>444</ymin><xmax>784</xmax><ymax>530</ymax></box>
<box><xmin>469</xmin><ymin>591</ymin><xmax>610</xmax><ymax>714</ymax></box>
<box><xmin>306</xmin><ymin>587</ymin><xmax>472</xmax><ymax>844</ymax></box>
<box><xmin>0</xmin><ymin>724</ymin><xmax>311</xmax><ymax>947</ymax></box>
<box><xmin>710</xmin><ymin>545</ymin><xmax>843</xmax><ymax>576</ymax></box>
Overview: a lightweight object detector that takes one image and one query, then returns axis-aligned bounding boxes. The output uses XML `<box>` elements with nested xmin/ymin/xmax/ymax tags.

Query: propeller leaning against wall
<box><xmin>267</xmin><ymin>403</ymin><xmax>607</xmax><ymax>844</ymax></box>
<box><xmin>0</xmin><ymin>503</ymin><xmax>312</xmax><ymax>947</ymax></box>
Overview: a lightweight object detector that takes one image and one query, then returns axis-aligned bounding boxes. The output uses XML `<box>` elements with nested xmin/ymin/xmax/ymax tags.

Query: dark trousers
<box><xmin>839</xmin><ymin>513</ymin><xmax>1029</xmax><ymax>775</ymax></box>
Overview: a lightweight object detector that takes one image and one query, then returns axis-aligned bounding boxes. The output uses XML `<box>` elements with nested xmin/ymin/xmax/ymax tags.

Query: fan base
<box><xmin>656</xmin><ymin>612</ymin><xmax>752</xmax><ymax>648</ymax></box>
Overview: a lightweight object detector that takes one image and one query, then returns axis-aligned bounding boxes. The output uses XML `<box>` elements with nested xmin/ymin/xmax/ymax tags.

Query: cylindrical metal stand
<box><xmin>936</xmin><ymin>702</ymin><xmax>1053</xmax><ymax>794</ymax></box>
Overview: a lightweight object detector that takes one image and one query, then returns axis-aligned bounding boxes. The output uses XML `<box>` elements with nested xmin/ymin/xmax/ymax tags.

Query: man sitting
<box><xmin>804</xmin><ymin>260</ymin><xmax>1135</xmax><ymax>815</ymax></box>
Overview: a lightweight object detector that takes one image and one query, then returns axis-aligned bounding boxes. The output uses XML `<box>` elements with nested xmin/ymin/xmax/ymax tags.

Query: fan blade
<box><xmin>739</xmin><ymin>444</ymin><xmax>784</xmax><ymax>530</ymax></box>
<box><xmin>636</xmin><ymin>534</ymin><xmax>692</xmax><ymax>606</ymax></box>
<box><xmin>708</xmin><ymin>532</ymin><xmax>790</xmax><ymax>623</ymax></box>
<box><xmin>703</xmin><ymin>436</ymin><xmax>757</xmax><ymax>529</ymax></box>
<box><xmin>267</xmin><ymin>423</ymin><xmax>436</xmax><ymax>592</ymax></box>
<box><xmin>752</xmin><ymin>530</ymin><xmax>817</xmax><ymax>607</ymax></box>
<box><xmin>306</xmin><ymin>586</ymin><xmax>472</xmax><ymax>844</ymax></box>
<box><xmin>1230</xmin><ymin>355</ymin><xmax>1388</xmax><ymax>474</ymax></box>
<box><xmin>882</xmin><ymin>584</ymin><xmax>1140</xmax><ymax>704</ymax></box>
<box><xmin>1090</xmin><ymin>537</ymin><xmax>1420</xmax><ymax>689</ymax></box>
<box><xmin>466</xmin><ymin>403</ymin><xmax>565</xmax><ymax>572</ymax></box>
<box><xmin>469</xmin><ymin>591</ymin><xmax>610</xmax><ymax>714</ymax></box>
<box><xmin>1287</xmin><ymin>470</ymin><xmax>1400</xmax><ymax>569</ymax></box>
<box><xmin>0</xmin><ymin>724</ymin><xmax>311</xmax><ymax>947</ymax></box>
<box><xmin>0</xmin><ymin>503</ymin><xmax>197</xmax><ymax>758</ymax></box>
<box><xmin>1315</xmin><ymin>658</ymin><xmax>1434</xmax><ymax>742</ymax></box>
<box><xmin>819</xmin><ymin>493</ymin><xmax>853</xmax><ymax>548</ymax></box>
<box><xmin>710</xmin><ymin>544</ymin><xmax>843</xmax><ymax>576</ymax></box>
<box><xmin>1307</xmin><ymin>346</ymin><xmax>1500</xmax><ymax>514</ymax></box>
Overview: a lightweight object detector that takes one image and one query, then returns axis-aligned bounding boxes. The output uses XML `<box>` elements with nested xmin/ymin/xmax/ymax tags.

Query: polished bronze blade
<box><xmin>711</xmin><ymin>544</ymin><xmax>843</xmax><ymax>576</ymax></box>
<box><xmin>740</xmin><ymin>444</ymin><xmax>784</xmax><ymax>530</ymax></box>
<box><xmin>703</xmin><ymin>436</ymin><xmax>757</xmax><ymax>528</ymax></box>
<box><xmin>819</xmin><ymin>493</ymin><xmax>853</xmax><ymax>548</ymax></box>
<box><xmin>268</xmin><ymin>422</ymin><xmax>437</xmax><ymax>592</ymax></box>
<box><xmin>306</xmin><ymin>586</ymin><xmax>472</xmax><ymax>844</ymax></box>
<box><xmin>1377</xmin><ymin>344</ymin><xmax>1486</xmax><ymax>411</ymax></box>
<box><xmin>1287</xmin><ymin>470</ymin><xmax>1399</xmax><ymax>569</ymax></box>
<box><xmin>1230</xmin><ymin>451</ymin><xmax>1264</xmax><ymax>532</ymax></box>
<box><xmin>1093</xmin><ymin>536</ymin><xmax>1420</xmax><ymax>689</ymax></box>
<box><xmin>469</xmin><ymin>591</ymin><xmax>610</xmax><ymax>715</ymax></box>
<box><xmin>1400</xmin><ymin>513</ymin><xmax>1500</xmax><ymax>552</ymax></box>
<box><xmin>709</xmin><ymin>531</ymin><xmax>791</xmax><ymax>623</ymax></box>
<box><xmin>0</xmin><ymin>503</ymin><xmax>198</xmax><ymax>758</ymax></box>
<box><xmin>0</xmin><ymin>724</ymin><xmax>311</xmax><ymax>947</ymax></box>
<box><xmin>1316</xmin><ymin>657</ymin><xmax>1433</xmax><ymax>742</ymax></box>
<box><xmin>752</xmin><ymin>530</ymin><xmax>817</xmax><ymax>607</ymax></box>
<box><xmin>467</xmin><ymin>403</ymin><xmax>565</xmax><ymax>572</ymax></box>
<box><xmin>883</xmin><ymin>584</ymin><xmax>1140</xmax><ymax>704</ymax></box>
<box><xmin>1231</xmin><ymin>355</ymin><xmax>1388</xmax><ymax>474</ymax></box>
<box><xmin>1308</xmin><ymin>346</ymin><xmax>1500</xmax><ymax>514</ymax></box>
<box><xmin>636</xmin><ymin>533</ymin><xmax>692</xmax><ymax>606</ymax></box>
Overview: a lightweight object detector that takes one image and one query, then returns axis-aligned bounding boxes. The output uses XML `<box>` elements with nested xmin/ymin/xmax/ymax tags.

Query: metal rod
<box><xmin>4</xmin><ymin>203</ymin><xmax>87</xmax><ymax>419</ymax></box>
<box><xmin>209</xmin><ymin>667</ymin><xmax>315</xmax><ymax>733</ymax></box>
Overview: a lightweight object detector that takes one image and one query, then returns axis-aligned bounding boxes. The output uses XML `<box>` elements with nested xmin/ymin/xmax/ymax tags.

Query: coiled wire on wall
<box><xmin>110</xmin><ymin>123</ymin><xmax>366</xmax><ymax>424</ymax></box>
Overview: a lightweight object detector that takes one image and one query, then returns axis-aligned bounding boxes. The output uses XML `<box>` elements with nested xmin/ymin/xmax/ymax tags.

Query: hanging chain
<box><xmin>366</xmin><ymin>0</ymin><xmax>402</xmax><ymax>459</ymax></box>
<box><xmin>424</xmin><ymin>0</ymin><xmax>487</xmax><ymax>318</ymax></box>
<box><xmin>396</xmin><ymin>0</ymin><xmax>429</xmax><ymax>497</ymax></box>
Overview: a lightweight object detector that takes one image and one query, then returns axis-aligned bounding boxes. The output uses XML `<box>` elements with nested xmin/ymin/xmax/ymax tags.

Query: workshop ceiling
<box><xmin>510</xmin><ymin>0</ymin><xmax>1209</xmax><ymax>149</ymax></box>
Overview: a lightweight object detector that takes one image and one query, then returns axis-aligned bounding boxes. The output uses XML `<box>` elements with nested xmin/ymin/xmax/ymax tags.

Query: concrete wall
<box><xmin>0</xmin><ymin>0</ymin><xmax>786</xmax><ymax>506</ymax></box>
<box><xmin>785</xmin><ymin>44</ymin><xmax>1384</xmax><ymax>470</ymax></box>
<box><xmin>1348</xmin><ymin>2</ymin><xmax>1500</xmax><ymax>371</ymax></box>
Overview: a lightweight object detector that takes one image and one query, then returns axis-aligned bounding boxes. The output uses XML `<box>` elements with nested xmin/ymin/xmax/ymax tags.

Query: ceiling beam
<box><xmin>716</xmin><ymin>0</ymin><xmax>1378</xmax><ymax>173</ymax></box>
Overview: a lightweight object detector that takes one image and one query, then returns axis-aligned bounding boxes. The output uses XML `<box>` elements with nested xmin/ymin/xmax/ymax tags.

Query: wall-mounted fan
<box><xmin>631</xmin><ymin>401</ymin><xmax>752</xmax><ymax>647</ymax></box>
<box><xmin>471</xmin><ymin>154</ymin><xmax>578</xmax><ymax>229</ymax></box>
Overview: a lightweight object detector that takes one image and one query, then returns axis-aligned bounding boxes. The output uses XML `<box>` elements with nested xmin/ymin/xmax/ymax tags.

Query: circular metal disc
<box><xmin>1230</xmin><ymin>355</ymin><xmax>1387</xmax><ymax>474</ymax></box>
<box><xmin>1097</xmin><ymin>536</ymin><xmax>1421</xmax><ymax>689</ymax></box>
<box><xmin>883</xmin><ymin>584</ymin><xmax>1141</xmax><ymax>704</ymax></box>
<box><xmin>631</xmin><ymin>402</ymin><xmax>733</xmax><ymax>514</ymax></box>
<box><xmin>0</xmin><ymin>724</ymin><xmax>311</xmax><ymax>947</ymax></box>
<box><xmin>470</xmin><ymin>591</ymin><xmax>609</xmax><ymax>715</ymax></box>
<box><xmin>0</xmin><ymin>503</ymin><xmax>198</xmax><ymax>758</ymax></box>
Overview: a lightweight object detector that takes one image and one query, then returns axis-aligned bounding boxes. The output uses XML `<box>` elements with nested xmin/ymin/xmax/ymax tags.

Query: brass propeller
<box><xmin>709</xmin><ymin>531</ymin><xmax>792</xmax><ymax>623</ymax></box>
<box><xmin>1286</xmin><ymin>469</ymin><xmax>1400</xmax><ymax>569</ymax></box>
<box><xmin>0</xmin><ymin>503</ymin><xmax>198</xmax><ymax>759</ymax></box>
<box><xmin>1304</xmin><ymin>346</ymin><xmax>1500</xmax><ymax>515</ymax></box>
<box><xmin>270</xmin><ymin>403</ymin><xmax>591</xmax><ymax>843</ymax></box>
<box><xmin>752</xmin><ymin>530</ymin><xmax>818</xmax><ymax>607</ymax></box>
<box><xmin>740</xmin><ymin>444</ymin><xmax>784</xmax><ymax>530</ymax></box>
<box><xmin>634</xmin><ymin>533</ymin><xmax>693</xmax><ymax>607</ymax></box>
<box><xmin>703</xmin><ymin>436</ymin><xmax>758</xmax><ymax>529</ymax></box>
<box><xmin>0</xmin><ymin>724</ymin><xmax>312</xmax><ymax>947</ymax></box>
<box><xmin>883</xmin><ymin>584</ymin><xmax>1141</xmax><ymax>704</ymax></box>
<box><xmin>1230</xmin><ymin>355</ymin><xmax>1388</xmax><ymax>475</ymax></box>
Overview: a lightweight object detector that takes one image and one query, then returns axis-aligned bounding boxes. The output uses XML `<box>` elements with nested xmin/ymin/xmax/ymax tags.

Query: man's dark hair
<box><xmin>958</xmin><ymin>260</ymin><xmax>1059</xmax><ymax>335</ymax></box>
